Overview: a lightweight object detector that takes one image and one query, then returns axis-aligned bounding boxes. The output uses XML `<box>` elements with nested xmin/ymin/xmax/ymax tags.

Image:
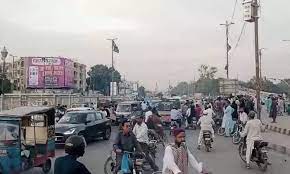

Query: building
<box><xmin>2</xmin><ymin>57</ymin><xmax>86</xmax><ymax>92</ymax></box>
<box><xmin>118</xmin><ymin>79</ymin><xmax>138</xmax><ymax>96</ymax></box>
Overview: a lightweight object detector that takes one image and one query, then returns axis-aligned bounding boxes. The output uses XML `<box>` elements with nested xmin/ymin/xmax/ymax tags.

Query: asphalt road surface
<box><xmin>24</xmin><ymin>127</ymin><xmax>290</xmax><ymax>174</ymax></box>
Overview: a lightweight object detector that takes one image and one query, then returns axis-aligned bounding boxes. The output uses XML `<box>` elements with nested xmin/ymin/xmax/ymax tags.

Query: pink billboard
<box><xmin>25</xmin><ymin>57</ymin><xmax>74</xmax><ymax>88</ymax></box>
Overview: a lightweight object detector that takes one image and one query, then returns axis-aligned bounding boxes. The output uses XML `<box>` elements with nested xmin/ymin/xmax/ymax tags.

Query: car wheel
<box><xmin>103</xmin><ymin>128</ymin><xmax>111</xmax><ymax>140</ymax></box>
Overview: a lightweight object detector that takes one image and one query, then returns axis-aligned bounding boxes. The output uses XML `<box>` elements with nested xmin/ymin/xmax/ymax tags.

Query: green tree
<box><xmin>0</xmin><ymin>78</ymin><xmax>11</xmax><ymax>94</ymax></box>
<box><xmin>86</xmin><ymin>64</ymin><xmax>121</xmax><ymax>95</ymax></box>
<box><xmin>198</xmin><ymin>64</ymin><xmax>218</xmax><ymax>79</ymax></box>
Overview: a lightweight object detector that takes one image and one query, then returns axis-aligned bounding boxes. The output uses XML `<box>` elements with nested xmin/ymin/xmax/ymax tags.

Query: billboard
<box><xmin>26</xmin><ymin>57</ymin><xmax>74</xmax><ymax>88</ymax></box>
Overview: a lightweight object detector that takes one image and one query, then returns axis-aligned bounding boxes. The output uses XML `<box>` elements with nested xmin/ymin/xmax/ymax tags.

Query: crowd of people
<box><xmin>52</xmin><ymin>95</ymin><xmax>273</xmax><ymax>174</ymax></box>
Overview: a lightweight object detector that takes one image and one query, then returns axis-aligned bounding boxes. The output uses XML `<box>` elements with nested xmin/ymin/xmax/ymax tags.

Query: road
<box><xmin>25</xmin><ymin>127</ymin><xmax>290</xmax><ymax>174</ymax></box>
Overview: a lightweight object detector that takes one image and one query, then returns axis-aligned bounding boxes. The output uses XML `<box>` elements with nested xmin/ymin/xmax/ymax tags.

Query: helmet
<box><xmin>248</xmin><ymin>111</ymin><xmax>256</xmax><ymax>119</ymax></box>
<box><xmin>64</xmin><ymin>135</ymin><xmax>86</xmax><ymax>157</ymax></box>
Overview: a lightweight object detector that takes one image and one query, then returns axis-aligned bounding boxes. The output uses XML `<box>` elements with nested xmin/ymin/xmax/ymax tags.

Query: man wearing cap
<box><xmin>197</xmin><ymin>110</ymin><xmax>215</xmax><ymax>150</ymax></box>
<box><xmin>162</xmin><ymin>128</ymin><xmax>209</xmax><ymax>174</ymax></box>
<box><xmin>132</xmin><ymin>115</ymin><xmax>159</xmax><ymax>171</ymax></box>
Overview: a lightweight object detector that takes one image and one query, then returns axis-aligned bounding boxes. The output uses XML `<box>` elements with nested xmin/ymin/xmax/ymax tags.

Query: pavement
<box><xmin>23</xmin><ymin>127</ymin><xmax>290</xmax><ymax>174</ymax></box>
<box><xmin>260</xmin><ymin>107</ymin><xmax>290</xmax><ymax>156</ymax></box>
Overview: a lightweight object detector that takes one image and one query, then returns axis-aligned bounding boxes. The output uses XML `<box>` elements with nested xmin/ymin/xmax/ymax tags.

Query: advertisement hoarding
<box><xmin>26</xmin><ymin>57</ymin><xmax>74</xmax><ymax>88</ymax></box>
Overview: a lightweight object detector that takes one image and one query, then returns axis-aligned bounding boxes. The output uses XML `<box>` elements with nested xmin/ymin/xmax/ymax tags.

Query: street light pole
<box><xmin>220</xmin><ymin>21</ymin><xmax>234</xmax><ymax>79</ymax></box>
<box><xmin>1</xmin><ymin>47</ymin><xmax>8</xmax><ymax>95</ymax></box>
<box><xmin>9</xmin><ymin>54</ymin><xmax>17</xmax><ymax>92</ymax></box>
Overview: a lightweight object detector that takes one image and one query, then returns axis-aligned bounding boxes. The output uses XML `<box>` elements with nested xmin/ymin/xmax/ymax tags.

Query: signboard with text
<box><xmin>26</xmin><ymin>57</ymin><xmax>74</xmax><ymax>89</ymax></box>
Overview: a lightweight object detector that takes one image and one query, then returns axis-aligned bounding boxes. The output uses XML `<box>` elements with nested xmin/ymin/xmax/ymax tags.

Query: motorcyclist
<box><xmin>132</xmin><ymin>114</ymin><xmax>159</xmax><ymax>171</ymax></box>
<box><xmin>113</xmin><ymin>119</ymin><xmax>142</xmax><ymax>174</ymax></box>
<box><xmin>197</xmin><ymin>110</ymin><xmax>215</xmax><ymax>150</ymax></box>
<box><xmin>146</xmin><ymin>107</ymin><xmax>164</xmax><ymax>139</ymax></box>
<box><xmin>54</xmin><ymin>135</ymin><xmax>91</xmax><ymax>174</ymax></box>
<box><xmin>162</xmin><ymin>128</ymin><xmax>210</xmax><ymax>174</ymax></box>
<box><xmin>170</xmin><ymin>106</ymin><xmax>182</xmax><ymax>128</ymax></box>
<box><xmin>240</xmin><ymin>111</ymin><xmax>264</xmax><ymax>169</ymax></box>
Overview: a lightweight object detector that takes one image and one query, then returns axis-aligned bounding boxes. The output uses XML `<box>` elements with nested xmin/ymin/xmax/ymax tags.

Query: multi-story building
<box><xmin>1</xmin><ymin>57</ymin><xmax>86</xmax><ymax>92</ymax></box>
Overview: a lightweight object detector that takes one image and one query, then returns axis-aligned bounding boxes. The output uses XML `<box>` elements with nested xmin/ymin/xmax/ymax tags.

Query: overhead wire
<box><xmin>230</xmin><ymin>0</ymin><xmax>239</xmax><ymax>22</ymax></box>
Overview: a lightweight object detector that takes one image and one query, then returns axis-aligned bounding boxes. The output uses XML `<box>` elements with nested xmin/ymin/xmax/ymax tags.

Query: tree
<box><xmin>86</xmin><ymin>64</ymin><xmax>121</xmax><ymax>95</ymax></box>
<box><xmin>0</xmin><ymin>78</ymin><xmax>11</xmax><ymax>94</ymax></box>
<box><xmin>198</xmin><ymin>64</ymin><xmax>218</xmax><ymax>79</ymax></box>
<box><xmin>138</xmin><ymin>86</ymin><xmax>146</xmax><ymax>98</ymax></box>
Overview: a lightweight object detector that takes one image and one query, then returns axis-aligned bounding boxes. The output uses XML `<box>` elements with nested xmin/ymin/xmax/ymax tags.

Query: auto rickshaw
<box><xmin>0</xmin><ymin>106</ymin><xmax>55</xmax><ymax>174</ymax></box>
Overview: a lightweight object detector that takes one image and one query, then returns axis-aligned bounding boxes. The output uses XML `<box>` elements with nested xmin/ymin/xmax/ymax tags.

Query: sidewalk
<box><xmin>261</xmin><ymin>107</ymin><xmax>290</xmax><ymax>135</ymax></box>
<box><xmin>259</xmin><ymin>107</ymin><xmax>290</xmax><ymax>155</ymax></box>
<box><xmin>263</xmin><ymin>131</ymin><xmax>290</xmax><ymax>155</ymax></box>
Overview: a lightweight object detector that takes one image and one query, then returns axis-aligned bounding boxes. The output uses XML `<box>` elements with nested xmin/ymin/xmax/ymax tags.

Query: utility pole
<box><xmin>259</xmin><ymin>48</ymin><xmax>266</xmax><ymax>80</ymax></box>
<box><xmin>243</xmin><ymin>0</ymin><xmax>261</xmax><ymax>119</ymax></box>
<box><xmin>107</xmin><ymin>38</ymin><xmax>118</xmax><ymax>100</ymax></box>
<box><xmin>253</xmin><ymin>0</ymin><xmax>261</xmax><ymax>119</ymax></box>
<box><xmin>220</xmin><ymin>21</ymin><xmax>234</xmax><ymax>79</ymax></box>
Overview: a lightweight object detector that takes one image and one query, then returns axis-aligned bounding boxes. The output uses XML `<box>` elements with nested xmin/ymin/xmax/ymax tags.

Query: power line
<box><xmin>233</xmin><ymin>22</ymin><xmax>247</xmax><ymax>52</ymax></box>
<box><xmin>231</xmin><ymin>0</ymin><xmax>238</xmax><ymax>22</ymax></box>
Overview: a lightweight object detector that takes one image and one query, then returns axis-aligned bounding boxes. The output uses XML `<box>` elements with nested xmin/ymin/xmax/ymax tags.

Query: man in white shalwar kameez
<box><xmin>241</xmin><ymin>111</ymin><xmax>264</xmax><ymax>169</ymax></box>
<box><xmin>162</xmin><ymin>128</ymin><xmax>210</xmax><ymax>174</ymax></box>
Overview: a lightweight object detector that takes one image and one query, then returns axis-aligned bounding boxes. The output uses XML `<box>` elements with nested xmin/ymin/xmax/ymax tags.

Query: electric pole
<box><xmin>253</xmin><ymin>0</ymin><xmax>261</xmax><ymax>119</ymax></box>
<box><xmin>220</xmin><ymin>21</ymin><xmax>234</xmax><ymax>79</ymax></box>
<box><xmin>242</xmin><ymin>0</ymin><xmax>261</xmax><ymax>119</ymax></box>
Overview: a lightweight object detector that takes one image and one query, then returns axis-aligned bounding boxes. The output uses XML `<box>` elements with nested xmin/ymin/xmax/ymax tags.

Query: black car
<box><xmin>55</xmin><ymin>110</ymin><xmax>111</xmax><ymax>144</ymax></box>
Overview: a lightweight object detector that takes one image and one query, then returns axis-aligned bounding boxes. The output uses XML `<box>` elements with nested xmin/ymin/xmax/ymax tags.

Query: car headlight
<box><xmin>64</xmin><ymin>128</ymin><xmax>76</xmax><ymax>135</ymax></box>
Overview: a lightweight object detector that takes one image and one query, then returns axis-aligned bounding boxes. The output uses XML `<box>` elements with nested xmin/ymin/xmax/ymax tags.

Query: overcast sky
<box><xmin>0</xmin><ymin>0</ymin><xmax>290</xmax><ymax>90</ymax></box>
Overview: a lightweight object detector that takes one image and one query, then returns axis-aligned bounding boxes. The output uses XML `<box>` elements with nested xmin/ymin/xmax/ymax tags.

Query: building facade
<box><xmin>2</xmin><ymin>57</ymin><xmax>86</xmax><ymax>92</ymax></box>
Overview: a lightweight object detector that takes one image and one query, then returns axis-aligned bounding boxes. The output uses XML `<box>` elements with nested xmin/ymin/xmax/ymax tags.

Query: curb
<box><xmin>265</xmin><ymin>124</ymin><xmax>290</xmax><ymax>136</ymax></box>
<box><xmin>268</xmin><ymin>142</ymin><xmax>290</xmax><ymax>156</ymax></box>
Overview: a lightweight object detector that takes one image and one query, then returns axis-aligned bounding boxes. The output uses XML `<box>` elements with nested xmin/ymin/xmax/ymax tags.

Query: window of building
<box><xmin>20</xmin><ymin>70</ymin><xmax>24</xmax><ymax>76</ymax></box>
<box><xmin>21</xmin><ymin>61</ymin><xmax>24</xmax><ymax>67</ymax></box>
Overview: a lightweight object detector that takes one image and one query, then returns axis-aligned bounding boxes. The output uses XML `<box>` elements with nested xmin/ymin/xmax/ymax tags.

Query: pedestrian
<box><xmin>223</xmin><ymin>100</ymin><xmax>234</xmax><ymax>137</ymax></box>
<box><xmin>195</xmin><ymin>104</ymin><xmax>202</xmax><ymax>122</ymax></box>
<box><xmin>145</xmin><ymin>106</ymin><xmax>153</xmax><ymax>123</ymax></box>
<box><xmin>186</xmin><ymin>103</ymin><xmax>196</xmax><ymax>128</ymax></box>
<box><xmin>231</xmin><ymin>100</ymin><xmax>239</xmax><ymax>132</ymax></box>
<box><xmin>270</xmin><ymin>97</ymin><xmax>278</xmax><ymax>123</ymax></box>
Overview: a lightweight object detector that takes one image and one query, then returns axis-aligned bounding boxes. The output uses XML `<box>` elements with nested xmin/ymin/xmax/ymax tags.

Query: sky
<box><xmin>0</xmin><ymin>0</ymin><xmax>290</xmax><ymax>90</ymax></box>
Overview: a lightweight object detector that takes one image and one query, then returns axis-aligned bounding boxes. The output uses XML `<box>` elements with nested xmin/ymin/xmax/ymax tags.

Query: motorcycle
<box><xmin>148</xmin><ymin>129</ymin><xmax>166</xmax><ymax>147</ymax></box>
<box><xmin>238</xmin><ymin>137</ymin><xmax>269</xmax><ymax>171</ymax></box>
<box><xmin>104</xmin><ymin>151</ymin><xmax>145</xmax><ymax>174</ymax></box>
<box><xmin>202</xmin><ymin>130</ymin><xmax>213</xmax><ymax>152</ymax></box>
<box><xmin>232</xmin><ymin>122</ymin><xmax>245</xmax><ymax>144</ymax></box>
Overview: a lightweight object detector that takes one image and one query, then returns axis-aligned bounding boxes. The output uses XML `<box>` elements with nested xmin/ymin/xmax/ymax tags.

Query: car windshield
<box><xmin>116</xmin><ymin>104</ymin><xmax>131</xmax><ymax>112</ymax></box>
<box><xmin>58</xmin><ymin>112</ymin><xmax>87</xmax><ymax>124</ymax></box>
<box><xmin>0</xmin><ymin>123</ymin><xmax>19</xmax><ymax>141</ymax></box>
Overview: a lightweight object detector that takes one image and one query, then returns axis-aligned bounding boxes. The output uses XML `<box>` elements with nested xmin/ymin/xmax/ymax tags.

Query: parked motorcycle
<box><xmin>238</xmin><ymin>137</ymin><xmax>269</xmax><ymax>171</ymax></box>
<box><xmin>104</xmin><ymin>151</ymin><xmax>145</xmax><ymax>174</ymax></box>
<box><xmin>203</xmin><ymin>130</ymin><xmax>213</xmax><ymax>152</ymax></box>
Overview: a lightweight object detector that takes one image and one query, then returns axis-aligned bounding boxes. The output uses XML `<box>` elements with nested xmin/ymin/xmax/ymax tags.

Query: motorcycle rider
<box><xmin>146</xmin><ymin>107</ymin><xmax>164</xmax><ymax>139</ymax></box>
<box><xmin>171</xmin><ymin>106</ymin><xmax>182</xmax><ymax>128</ymax></box>
<box><xmin>162</xmin><ymin>128</ymin><xmax>209</xmax><ymax>174</ymax></box>
<box><xmin>197</xmin><ymin>110</ymin><xmax>215</xmax><ymax>150</ymax></box>
<box><xmin>113</xmin><ymin>119</ymin><xmax>142</xmax><ymax>174</ymax></box>
<box><xmin>54</xmin><ymin>135</ymin><xmax>91</xmax><ymax>174</ymax></box>
<box><xmin>240</xmin><ymin>111</ymin><xmax>264</xmax><ymax>169</ymax></box>
<box><xmin>132</xmin><ymin>114</ymin><xmax>159</xmax><ymax>171</ymax></box>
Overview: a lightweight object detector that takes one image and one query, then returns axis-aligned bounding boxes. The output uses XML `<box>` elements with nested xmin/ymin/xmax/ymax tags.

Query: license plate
<box><xmin>205</xmin><ymin>138</ymin><xmax>211</xmax><ymax>140</ymax></box>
